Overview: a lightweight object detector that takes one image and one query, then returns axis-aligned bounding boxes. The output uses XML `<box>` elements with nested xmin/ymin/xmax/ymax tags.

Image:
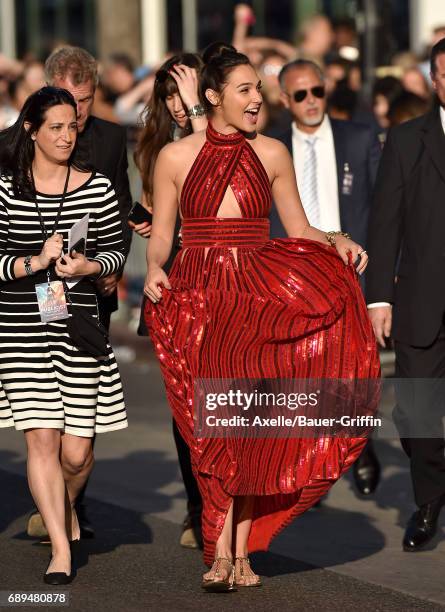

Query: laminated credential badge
<box><xmin>35</xmin><ymin>281</ymin><xmax>69</xmax><ymax>323</ymax></box>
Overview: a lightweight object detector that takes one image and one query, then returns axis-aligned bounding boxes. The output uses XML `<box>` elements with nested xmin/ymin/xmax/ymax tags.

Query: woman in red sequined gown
<box><xmin>144</xmin><ymin>45</ymin><xmax>380</xmax><ymax>591</ymax></box>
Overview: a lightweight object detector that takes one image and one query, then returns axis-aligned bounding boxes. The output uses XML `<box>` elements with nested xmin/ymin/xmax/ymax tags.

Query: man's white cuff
<box><xmin>367</xmin><ymin>302</ymin><xmax>391</xmax><ymax>309</ymax></box>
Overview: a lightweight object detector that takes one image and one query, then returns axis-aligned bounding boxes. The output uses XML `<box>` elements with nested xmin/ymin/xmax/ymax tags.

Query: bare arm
<box><xmin>146</xmin><ymin>145</ymin><xmax>179</xmax><ymax>271</ymax></box>
<box><xmin>271</xmin><ymin>142</ymin><xmax>327</xmax><ymax>241</ymax></box>
<box><xmin>232</xmin><ymin>3</ymin><xmax>253</xmax><ymax>51</ymax></box>
<box><xmin>270</xmin><ymin>141</ymin><xmax>368</xmax><ymax>273</ymax></box>
<box><xmin>243</xmin><ymin>37</ymin><xmax>297</xmax><ymax>61</ymax></box>
<box><xmin>144</xmin><ymin>144</ymin><xmax>180</xmax><ymax>302</ymax></box>
<box><xmin>0</xmin><ymin>53</ymin><xmax>23</xmax><ymax>79</ymax></box>
<box><xmin>231</xmin><ymin>3</ymin><xmax>297</xmax><ymax>60</ymax></box>
<box><xmin>115</xmin><ymin>75</ymin><xmax>155</xmax><ymax>115</ymax></box>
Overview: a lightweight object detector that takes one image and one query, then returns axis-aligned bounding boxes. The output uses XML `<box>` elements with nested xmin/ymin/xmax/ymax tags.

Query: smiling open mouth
<box><xmin>244</xmin><ymin>108</ymin><xmax>260</xmax><ymax>124</ymax></box>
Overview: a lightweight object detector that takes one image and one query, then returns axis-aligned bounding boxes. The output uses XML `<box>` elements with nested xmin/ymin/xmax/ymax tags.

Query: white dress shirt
<box><xmin>368</xmin><ymin>107</ymin><xmax>445</xmax><ymax>309</ymax></box>
<box><xmin>292</xmin><ymin>115</ymin><xmax>341</xmax><ymax>232</ymax></box>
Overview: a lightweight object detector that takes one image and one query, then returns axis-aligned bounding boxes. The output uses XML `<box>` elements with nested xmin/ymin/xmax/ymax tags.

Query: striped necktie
<box><xmin>301</xmin><ymin>136</ymin><xmax>320</xmax><ymax>228</ymax></box>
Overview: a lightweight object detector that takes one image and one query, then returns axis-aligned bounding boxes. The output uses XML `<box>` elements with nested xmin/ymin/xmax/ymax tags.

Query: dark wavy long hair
<box><xmin>0</xmin><ymin>86</ymin><xmax>90</xmax><ymax>200</ymax></box>
<box><xmin>135</xmin><ymin>53</ymin><xmax>203</xmax><ymax>204</ymax></box>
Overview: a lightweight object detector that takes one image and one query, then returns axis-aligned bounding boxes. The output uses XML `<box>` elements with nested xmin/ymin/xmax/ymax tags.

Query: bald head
<box><xmin>279</xmin><ymin>63</ymin><xmax>327</xmax><ymax>133</ymax></box>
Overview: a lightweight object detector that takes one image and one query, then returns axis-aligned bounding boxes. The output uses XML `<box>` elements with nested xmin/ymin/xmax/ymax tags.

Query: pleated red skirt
<box><xmin>145</xmin><ymin>217</ymin><xmax>380</xmax><ymax>565</ymax></box>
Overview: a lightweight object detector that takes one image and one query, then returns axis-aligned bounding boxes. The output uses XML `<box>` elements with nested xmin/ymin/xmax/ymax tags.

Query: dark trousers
<box><xmin>172</xmin><ymin>419</ymin><xmax>202</xmax><ymax>510</ymax></box>
<box><xmin>394</xmin><ymin>320</ymin><xmax>445</xmax><ymax>507</ymax></box>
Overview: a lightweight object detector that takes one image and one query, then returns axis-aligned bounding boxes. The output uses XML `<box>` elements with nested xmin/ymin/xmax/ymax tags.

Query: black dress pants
<box><xmin>394</xmin><ymin>320</ymin><xmax>445</xmax><ymax>507</ymax></box>
<box><xmin>172</xmin><ymin>419</ymin><xmax>202</xmax><ymax>510</ymax></box>
<box><xmin>75</xmin><ymin>300</ymin><xmax>111</xmax><ymax>507</ymax></box>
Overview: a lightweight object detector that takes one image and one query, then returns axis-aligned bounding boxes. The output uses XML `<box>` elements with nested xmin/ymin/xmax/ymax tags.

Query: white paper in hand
<box><xmin>66</xmin><ymin>213</ymin><xmax>89</xmax><ymax>288</ymax></box>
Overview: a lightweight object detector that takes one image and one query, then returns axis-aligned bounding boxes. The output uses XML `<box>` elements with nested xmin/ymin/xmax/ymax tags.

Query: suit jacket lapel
<box><xmin>89</xmin><ymin>117</ymin><xmax>99</xmax><ymax>170</ymax></box>
<box><xmin>78</xmin><ymin>116</ymin><xmax>94</xmax><ymax>169</ymax></box>
<box><xmin>330</xmin><ymin>119</ymin><xmax>346</xmax><ymax>202</ymax></box>
<box><xmin>330</xmin><ymin>119</ymin><xmax>350</xmax><ymax>233</ymax></box>
<box><xmin>421</xmin><ymin>107</ymin><xmax>445</xmax><ymax>184</ymax></box>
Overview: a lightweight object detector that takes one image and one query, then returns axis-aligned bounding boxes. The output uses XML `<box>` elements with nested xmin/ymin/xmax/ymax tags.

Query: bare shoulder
<box><xmin>253</xmin><ymin>133</ymin><xmax>290</xmax><ymax>159</ymax></box>
<box><xmin>249</xmin><ymin>133</ymin><xmax>291</xmax><ymax>179</ymax></box>
<box><xmin>157</xmin><ymin>131</ymin><xmax>207</xmax><ymax>170</ymax></box>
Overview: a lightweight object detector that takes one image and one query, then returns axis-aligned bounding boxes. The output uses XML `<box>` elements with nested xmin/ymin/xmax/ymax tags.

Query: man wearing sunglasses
<box><xmin>271</xmin><ymin>59</ymin><xmax>380</xmax><ymax>246</ymax></box>
<box><xmin>271</xmin><ymin>58</ymin><xmax>382</xmax><ymax>497</ymax></box>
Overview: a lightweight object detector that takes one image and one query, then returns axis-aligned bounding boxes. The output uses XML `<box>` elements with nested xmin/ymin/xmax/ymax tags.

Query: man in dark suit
<box><xmin>272</xmin><ymin>59</ymin><xmax>382</xmax><ymax>496</ymax></box>
<box><xmin>366</xmin><ymin>38</ymin><xmax>445</xmax><ymax>551</ymax></box>
<box><xmin>46</xmin><ymin>46</ymin><xmax>132</xmax><ymax>330</ymax></box>
<box><xmin>271</xmin><ymin>59</ymin><xmax>381</xmax><ymax>247</ymax></box>
<box><xmin>26</xmin><ymin>47</ymin><xmax>132</xmax><ymax>540</ymax></box>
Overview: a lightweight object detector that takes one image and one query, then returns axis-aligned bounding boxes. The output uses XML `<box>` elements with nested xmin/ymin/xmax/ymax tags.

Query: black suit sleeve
<box><xmin>365</xmin><ymin>127</ymin><xmax>404</xmax><ymax>304</ymax></box>
<box><xmin>367</xmin><ymin>127</ymin><xmax>382</xmax><ymax>188</ymax></box>
<box><xmin>113</xmin><ymin>128</ymin><xmax>133</xmax><ymax>258</ymax></box>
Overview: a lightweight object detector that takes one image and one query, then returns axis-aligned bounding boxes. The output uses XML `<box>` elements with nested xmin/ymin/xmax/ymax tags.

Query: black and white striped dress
<box><xmin>0</xmin><ymin>172</ymin><xmax>127</xmax><ymax>437</ymax></box>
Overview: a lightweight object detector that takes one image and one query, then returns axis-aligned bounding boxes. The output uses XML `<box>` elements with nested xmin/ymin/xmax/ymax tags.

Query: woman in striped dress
<box><xmin>0</xmin><ymin>87</ymin><xmax>127</xmax><ymax>583</ymax></box>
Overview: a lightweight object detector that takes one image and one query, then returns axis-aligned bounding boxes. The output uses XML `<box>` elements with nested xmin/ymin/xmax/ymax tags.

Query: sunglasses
<box><xmin>291</xmin><ymin>86</ymin><xmax>325</xmax><ymax>103</ymax></box>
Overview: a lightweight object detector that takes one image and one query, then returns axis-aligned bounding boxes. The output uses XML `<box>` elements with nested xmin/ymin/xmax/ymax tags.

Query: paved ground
<box><xmin>0</xmin><ymin>328</ymin><xmax>444</xmax><ymax>611</ymax></box>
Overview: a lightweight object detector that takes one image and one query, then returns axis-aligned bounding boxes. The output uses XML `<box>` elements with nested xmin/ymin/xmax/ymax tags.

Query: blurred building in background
<box><xmin>0</xmin><ymin>1</ymin><xmax>443</xmax><ymax>68</ymax></box>
<box><xmin>1</xmin><ymin>0</ymin><xmax>444</xmax><ymax>327</ymax></box>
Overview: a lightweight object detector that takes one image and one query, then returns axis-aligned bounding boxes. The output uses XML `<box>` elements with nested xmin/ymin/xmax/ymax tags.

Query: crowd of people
<box><xmin>0</xmin><ymin>2</ymin><xmax>445</xmax><ymax>595</ymax></box>
<box><xmin>1</xmin><ymin>6</ymin><xmax>440</xmax><ymax>153</ymax></box>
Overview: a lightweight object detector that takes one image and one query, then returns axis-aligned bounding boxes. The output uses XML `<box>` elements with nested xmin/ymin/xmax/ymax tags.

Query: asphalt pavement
<box><xmin>0</xmin><ymin>327</ymin><xmax>444</xmax><ymax>612</ymax></box>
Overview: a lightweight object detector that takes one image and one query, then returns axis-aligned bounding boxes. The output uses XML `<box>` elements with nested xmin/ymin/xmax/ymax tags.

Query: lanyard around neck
<box><xmin>31</xmin><ymin>165</ymin><xmax>71</xmax><ymax>241</ymax></box>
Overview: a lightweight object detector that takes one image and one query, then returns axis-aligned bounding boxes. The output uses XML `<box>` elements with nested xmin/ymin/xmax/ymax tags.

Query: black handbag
<box><xmin>30</xmin><ymin>166</ymin><xmax>110</xmax><ymax>359</ymax></box>
<box><xmin>63</xmin><ymin>281</ymin><xmax>109</xmax><ymax>358</ymax></box>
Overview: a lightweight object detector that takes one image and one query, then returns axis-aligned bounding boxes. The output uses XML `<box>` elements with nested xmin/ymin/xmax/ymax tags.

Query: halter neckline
<box><xmin>206</xmin><ymin>121</ymin><xmax>245</xmax><ymax>146</ymax></box>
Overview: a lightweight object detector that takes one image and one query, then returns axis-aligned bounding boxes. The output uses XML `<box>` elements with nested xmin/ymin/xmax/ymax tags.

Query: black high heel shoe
<box><xmin>43</xmin><ymin>564</ymin><xmax>75</xmax><ymax>585</ymax></box>
<box><xmin>43</xmin><ymin>548</ymin><xmax>77</xmax><ymax>585</ymax></box>
<box><xmin>43</xmin><ymin>569</ymin><xmax>75</xmax><ymax>585</ymax></box>
<box><xmin>70</xmin><ymin>538</ymin><xmax>80</xmax><ymax>551</ymax></box>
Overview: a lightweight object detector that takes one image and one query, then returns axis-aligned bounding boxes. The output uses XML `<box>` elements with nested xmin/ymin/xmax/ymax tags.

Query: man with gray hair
<box><xmin>271</xmin><ymin>58</ymin><xmax>382</xmax><ymax>496</ymax></box>
<box><xmin>271</xmin><ymin>58</ymin><xmax>380</xmax><ymax>248</ymax></box>
<box><xmin>44</xmin><ymin>46</ymin><xmax>132</xmax><ymax>311</ymax></box>
<box><xmin>26</xmin><ymin>46</ymin><xmax>132</xmax><ymax>541</ymax></box>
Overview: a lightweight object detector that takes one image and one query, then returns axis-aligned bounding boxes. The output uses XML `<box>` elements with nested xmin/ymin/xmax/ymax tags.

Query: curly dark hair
<box><xmin>0</xmin><ymin>86</ymin><xmax>90</xmax><ymax>200</ymax></box>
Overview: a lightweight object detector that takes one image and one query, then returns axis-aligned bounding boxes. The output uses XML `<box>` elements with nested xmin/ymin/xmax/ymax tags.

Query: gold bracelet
<box><xmin>325</xmin><ymin>230</ymin><xmax>350</xmax><ymax>247</ymax></box>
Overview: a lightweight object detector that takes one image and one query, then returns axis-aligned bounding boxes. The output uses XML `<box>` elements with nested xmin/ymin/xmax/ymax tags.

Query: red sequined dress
<box><xmin>145</xmin><ymin>123</ymin><xmax>380</xmax><ymax>565</ymax></box>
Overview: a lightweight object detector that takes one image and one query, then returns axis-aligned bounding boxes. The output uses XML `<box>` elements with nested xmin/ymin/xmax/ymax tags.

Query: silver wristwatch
<box><xmin>24</xmin><ymin>255</ymin><xmax>34</xmax><ymax>276</ymax></box>
<box><xmin>186</xmin><ymin>104</ymin><xmax>205</xmax><ymax>119</ymax></box>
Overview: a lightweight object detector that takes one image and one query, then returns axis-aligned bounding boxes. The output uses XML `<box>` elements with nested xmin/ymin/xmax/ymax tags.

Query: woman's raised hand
<box><xmin>37</xmin><ymin>233</ymin><xmax>64</xmax><ymax>268</ymax></box>
<box><xmin>234</xmin><ymin>3</ymin><xmax>255</xmax><ymax>25</ymax></box>
<box><xmin>169</xmin><ymin>64</ymin><xmax>200</xmax><ymax>110</ymax></box>
<box><xmin>144</xmin><ymin>266</ymin><xmax>172</xmax><ymax>303</ymax></box>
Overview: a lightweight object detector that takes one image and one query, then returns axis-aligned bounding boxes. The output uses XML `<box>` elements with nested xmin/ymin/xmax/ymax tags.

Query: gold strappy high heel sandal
<box><xmin>201</xmin><ymin>557</ymin><xmax>236</xmax><ymax>592</ymax></box>
<box><xmin>234</xmin><ymin>556</ymin><xmax>262</xmax><ymax>587</ymax></box>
